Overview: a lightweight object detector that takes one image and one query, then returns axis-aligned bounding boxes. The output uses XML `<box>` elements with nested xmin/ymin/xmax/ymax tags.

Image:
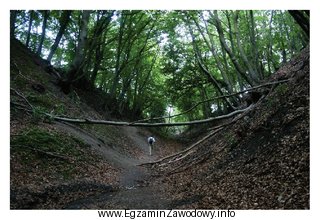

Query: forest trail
<box><xmin>54</xmin><ymin>122</ymin><xmax>173</xmax><ymax>209</ymax></box>
<box><xmin>10</xmin><ymin>12</ymin><xmax>310</xmax><ymax>209</ymax></box>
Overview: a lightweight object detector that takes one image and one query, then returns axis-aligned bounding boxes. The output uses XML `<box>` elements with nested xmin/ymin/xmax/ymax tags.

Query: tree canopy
<box><xmin>10</xmin><ymin>10</ymin><xmax>309</xmax><ymax>131</ymax></box>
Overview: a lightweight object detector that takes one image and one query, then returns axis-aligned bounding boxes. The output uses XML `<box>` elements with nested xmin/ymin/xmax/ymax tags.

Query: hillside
<box><xmin>10</xmin><ymin>38</ymin><xmax>309</xmax><ymax>209</ymax></box>
<box><xmin>10</xmin><ymin>39</ymin><xmax>182</xmax><ymax>209</ymax></box>
<box><xmin>145</xmin><ymin>47</ymin><xmax>310</xmax><ymax>209</ymax></box>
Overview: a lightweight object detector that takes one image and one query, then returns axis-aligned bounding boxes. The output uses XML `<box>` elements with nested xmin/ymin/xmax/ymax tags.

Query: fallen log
<box><xmin>48</xmin><ymin>105</ymin><xmax>254</xmax><ymax>127</ymax></box>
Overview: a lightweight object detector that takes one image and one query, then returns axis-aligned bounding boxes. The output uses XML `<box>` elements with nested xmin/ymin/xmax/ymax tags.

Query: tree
<box><xmin>36</xmin><ymin>10</ymin><xmax>49</xmax><ymax>56</ymax></box>
<box><xmin>185</xmin><ymin>17</ymin><xmax>235</xmax><ymax>110</ymax></box>
<box><xmin>10</xmin><ymin>10</ymin><xmax>18</xmax><ymax>38</ymax></box>
<box><xmin>233</xmin><ymin>11</ymin><xmax>260</xmax><ymax>84</ymax></box>
<box><xmin>11</xmin><ymin>10</ymin><xmax>308</xmax><ymax>122</ymax></box>
<box><xmin>288</xmin><ymin>10</ymin><xmax>309</xmax><ymax>39</ymax></box>
<box><xmin>63</xmin><ymin>10</ymin><xmax>91</xmax><ymax>92</ymax></box>
<box><xmin>25</xmin><ymin>11</ymin><xmax>35</xmax><ymax>48</ymax></box>
<box><xmin>47</xmin><ymin>10</ymin><xmax>72</xmax><ymax>62</ymax></box>
<box><xmin>211</xmin><ymin>11</ymin><xmax>254</xmax><ymax>87</ymax></box>
<box><xmin>85</xmin><ymin>11</ymin><xmax>114</xmax><ymax>88</ymax></box>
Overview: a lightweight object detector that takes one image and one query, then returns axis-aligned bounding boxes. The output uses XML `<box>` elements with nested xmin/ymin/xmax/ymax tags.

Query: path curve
<box><xmin>54</xmin><ymin>122</ymin><xmax>171</xmax><ymax>209</ymax></box>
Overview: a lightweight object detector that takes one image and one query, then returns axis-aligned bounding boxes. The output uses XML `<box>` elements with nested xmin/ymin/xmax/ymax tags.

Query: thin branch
<box><xmin>139</xmin><ymin>127</ymin><xmax>224</xmax><ymax>167</ymax></box>
<box><xmin>10</xmin><ymin>88</ymin><xmax>33</xmax><ymax>109</ymax></box>
<box><xmin>139</xmin><ymin>100</ymin><xmax>256</xmax><ymax>167</ymax></box>
<box><xmin>130</xmin><ymin>79</ymin><xmax>290</xmax><ymax>124</ymax></box>
<box><xmin>10</xmin><ymin>101</ymin><xmax>33</xmax><ymax>115</ymax></box>
<box><xmin>11</xmin><ymin>60</ymin><xmax>35</xmax><ymax>83</ymax></box>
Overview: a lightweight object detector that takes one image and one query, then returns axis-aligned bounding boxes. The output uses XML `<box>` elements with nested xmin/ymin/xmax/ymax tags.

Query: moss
<box><xmin>11</xmin><ymin>127</ymin><xmax>94</xmax><ymax>180</ymax></box>
<box><xmin>224</xmin><ymin>132</ymin><xmax>236</xmax><ymax>145</ymax></box>
<box><xmin>27</xmin><ymin>93</ymin><xmax>55</xmax><ymax>109</ymax></box>
<box><xmin>11</xmin><ymin>127</ymin><xmax>89</xmax><ymax>161</ymax></box>
<box><xmin>266</xmin><ymin>97</ymin><xmax>277</xmax><ymax>109</ymax></box>
<box><xmin>275</xmin><ymin>83</ymin><xmax>289</xmax><ymax>96</ymax></box>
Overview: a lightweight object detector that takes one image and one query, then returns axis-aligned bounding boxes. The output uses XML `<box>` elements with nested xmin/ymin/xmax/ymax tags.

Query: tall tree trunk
<box><xmin>288</xmin><ymin>10</ymin><xmax>309</xmax><ymax>39</ymax></box>
<box><xmin>266</xmin><ymin>10</ymin><xmax>274</xmax><ymax>75</ymax></box>
<box><xmin>280</xmin><ymin>11</ymin><xmax>295</xmax><ymax>55</ymax></box>
<box><xmin>225</xmin><ymin>10</ymin><xmax>244</xmax><ymax>91</ymax></box>
<box><xmin>47</xmin><ymin>10</ymin><xmax>72</xmax><ymax>62</ymax></box>
<box><xmin>36</xmin><ymin>10</ymin><xmax>49</xmax><ymax>56</ymax></box>
<box><xmin>90</xmin><ymin>39</ymin><xmax>105</xmax><ymax>87</ymax></box>
<box><xmin>200</xmin><ymin>85</ymin><xmax>211</xmax><ymax>118</ymax></box>
<box><xmin>248</xmin><ymin>10</ymin><xmax>262</xmax><ymax>79</ymax></box>
<box><xmin>211</xmin><ymin>11</ymin><xmax>254</xmax><ymax>87</ymax></box>
<box><xmin>118</xmin><ymin>22</ymin><xmax>155</xmax><ymax>104</ymax></box>
<box><xmin>192</xmin><ymin>13</ymin><xmax>234</xmax><ymax>94</ymax></box>
<box><xmin>278</xmin><ymin>12</ymin><xmax>287</xmax><ymax>64</ymax></box>
<box><xmin>185</xmin><ymin>20</ymin><xmax>235</xmax><ymax>111</ymax></box>
<box><xmin>67</xmin><ymin>10</ymin><xmax>91</xmax><ymax>83</ymax></box>
<box><xmin>25</xmin><ymin>10</ymin><xmax>34</xmax><ymax>47</ymax></box>
<box><xmin>87</xmin><ymin>11</ymin><xmax>114</xmax><ymax>87</ymax></box>
<box><xmin>10</xmin><ymin>10</ymin><xmax>18</xmax><ymax>38</ymax></box>
<box><xmin>110</xmin><ymin>13</ymin><xmax>126</xmax><ymax>98</ymax></box>
<box><xmin>233</xmin><ymin>11</ymin><xmax>259</xmax><ymax>84</ymax></box>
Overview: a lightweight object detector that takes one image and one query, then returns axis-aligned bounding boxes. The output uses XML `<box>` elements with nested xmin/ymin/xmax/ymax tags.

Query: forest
<box><xmin>10</xmin><ymin>10</ymin><xmax>309</xmax><ymax>209</ymax></box>
<box><xmin>11</xmin><ymin>10</ymin><xmax>309</xmax><ymax>130</ymax></box>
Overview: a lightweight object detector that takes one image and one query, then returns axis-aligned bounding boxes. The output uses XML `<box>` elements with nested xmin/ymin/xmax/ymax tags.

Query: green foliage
<box><xmin>12</xmin><ymin>10</ymin><xmax>308</xmax><ymax>129</ymax></box>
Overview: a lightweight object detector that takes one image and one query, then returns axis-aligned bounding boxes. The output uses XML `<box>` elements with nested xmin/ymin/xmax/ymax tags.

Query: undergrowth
<box><xmin>11</xmin><ymin>127</ymin><xmax>93</xmax><ymax>180</ymax></box>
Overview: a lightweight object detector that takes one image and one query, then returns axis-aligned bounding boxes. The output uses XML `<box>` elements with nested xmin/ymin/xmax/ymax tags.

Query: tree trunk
<box><xmin>185</xmin><ymin>18</ymin><xmax>236</xmax><ymax>111</ymax></box>
<box><xmin>49</xmin><ymin>104</ymin><xmax>253</xmax><ymax>127</ymax></box>
<box><xmin>288</xmin><ymin>10</ymin><xmax>309</xmax><ymax>39</ymax></box>
<box><xmin>90</xmin><ymin>11</ymin><xmax>114</xmax><ymax>87</ymax></box>
<box><xmin>36</xmin><ymin>10</ymin><xmax>49</xmax><ymax>56</ymax></box>
<box><xmin>10</xmin><ymin>10</ymin><xmax>18</xmax><ymax>38</ymax></box>
<box><xmin>67</xmin><ymin>10</ymin><xmax>91</xmax><ymax>84</ymax></box>
<box><xmin>47</xmin><ymin>10</ymin><xmax>72</xmax><ymax>62</ymax></box>
<box><xmin>118</xmin><ymin>22</ymin><xmax>154</xmax><ymax>106</ymax></box>
<box><xmin>249</xmin><ymin>11</ymin><xmax>262</xmax><ymax>80</ymax></box>
<box><xmin>280</xmin><ymin>11</ymin><xmax>295</xmax><ymax>55</ymax></box>
<box><xmin>225</xmin><ymin>10</ymin><xmax>244</xmax><ymax>91</ymax></box>
<box><xmin>267</xmin><ymin>10</ymin><xmax>274</xmax><ymax>75</ymax></box>
<box><xmin>110</xmin><ymin>13</ymin><xmax>126</xmax><ymax>98</ymax></box>
<box><xmin>233</xmin><ymin>11</ymin><xmax>259</xmax><ymax>84</ymax></box>
<box><xmin>194</xmin><ymin>13</ymin><xmax>234</xmax><ymax>94</ymax></box>
<box><xmin>211</xmin><ymin>11</ymin><xmax>254</xmax><ymax>87</ymax></box>
<box><xmin>25</xmin><ymin>11</ymin><xmax>34</xmax><ymax>47</ymax></box>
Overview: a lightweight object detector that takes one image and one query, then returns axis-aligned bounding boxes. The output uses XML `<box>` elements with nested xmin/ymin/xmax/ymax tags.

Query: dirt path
<box><xmin>54</xmin><ymin>122</ymin><xmax>173</xmax><ymax>209</ymax></box>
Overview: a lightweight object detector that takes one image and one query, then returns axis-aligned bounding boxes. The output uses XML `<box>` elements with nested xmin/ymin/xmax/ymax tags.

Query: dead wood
<box><xmin>129</xmin><ymin>79</ymin><xmax>290</xmax><ymax>124</ymax></box>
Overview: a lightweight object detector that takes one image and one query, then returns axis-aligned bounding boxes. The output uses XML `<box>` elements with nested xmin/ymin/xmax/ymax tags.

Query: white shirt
<box><xmin>148</xmin><ymin>137</ymin><xmax>155</xmax><ymax>144</ymax></box>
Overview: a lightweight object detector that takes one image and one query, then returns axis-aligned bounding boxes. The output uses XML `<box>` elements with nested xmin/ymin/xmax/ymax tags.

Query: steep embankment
<box><xmin>10</xmin><ymin>39</ymin><xmax>181</xmax><ymax>209</ymax></box>
<box><xmin>145</xmin><ymin>47</ymin><xmax>309</xmax><ymax>209</ymax></box>
<box><xmin>10</xmin><ymin>38</ymin><xmax>309</xmax><ymax>209</ymax></box>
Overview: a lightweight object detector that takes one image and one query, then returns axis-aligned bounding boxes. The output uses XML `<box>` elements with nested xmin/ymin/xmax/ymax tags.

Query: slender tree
<box><xmin>233</xmin><ymin>11</ymin><xmax>259</xmax><ymax>84</ymax></box>
<box><xmin>47</xmin><ymin>10</ymin><xmax>72</xmax><ymax>62</ymax></box>
<box><xmin>10</xmin><ymin>10</ymin><xmax>18</xmax><ymax>38</ymax></box>
<box><xmin>67</xmin><ymin>10</ymin><xmax>91</xmax><ymax>85</ymax></box>
<box><xmin>36</xmin><ymin>10</ymin><xmax>49</xmax><ymax>56</ymax></box>
<box><xmin>25</xmin><ymin>11</ymin><xmax>34</xmax><ymax>47</ymax></box>
<box><xmin>289</xmin><ymin>10</ymin><xmax>309</xmax><ymax>39</ymax></box>
<box><xmin>211</xmin><ymin>10</ymin><xmax>254</xmax><ymax>86</ymax></box>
